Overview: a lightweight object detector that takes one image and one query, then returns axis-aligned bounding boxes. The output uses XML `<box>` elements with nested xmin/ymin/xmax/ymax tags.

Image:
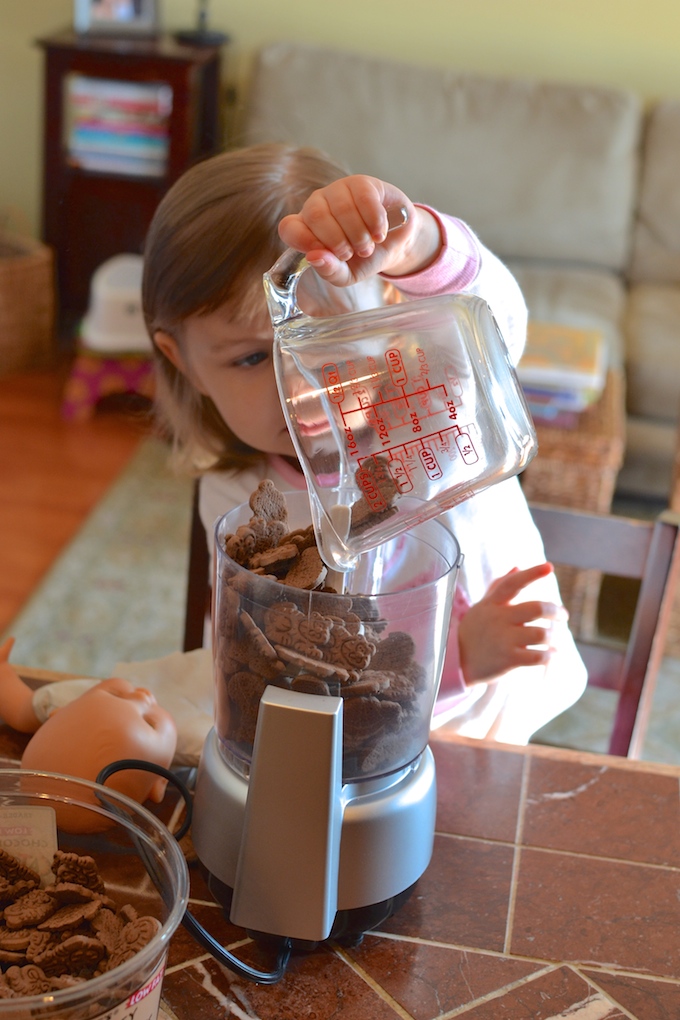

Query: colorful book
<box><xmin>65</xmin><ymin>74</ymin><xmax>172</xmax><ymax>178</ymax></box>
<box><xmin>522</xmin><ymin>383</ymin><xmax>600</xmax><ymax>412</ymax></box>
<box><xmin>518</xmin><ymin>322</ymin><xmax>607</xmax><ymax>393</ymax></box>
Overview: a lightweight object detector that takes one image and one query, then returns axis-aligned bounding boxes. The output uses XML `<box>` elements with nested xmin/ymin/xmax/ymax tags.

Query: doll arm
<box><xmin>0</xmin><ymin>638</ymin><xmax>99</xmax><ymax>733</ymax></box>
<box><xmin>0</xmin><ymin>638</ymin><xmax>42</xmax><ymax>733</ymax></box>
<box><xmin>458</xmin><ymin>563</ymin><xmax>569</xmax><ymax>684</ymax></box>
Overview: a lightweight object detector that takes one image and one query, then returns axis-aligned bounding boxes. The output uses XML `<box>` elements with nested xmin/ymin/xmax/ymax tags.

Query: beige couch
<box><xmin>239</xmin><ymin>42</ymin><xmax>680</xmax><ymax>502</ymax></box>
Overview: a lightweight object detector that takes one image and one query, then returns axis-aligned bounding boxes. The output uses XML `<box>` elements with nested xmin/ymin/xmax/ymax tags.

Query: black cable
<box><xmin>95</xmin><ymin>758</ymin><xmax>293</xmax><ymax>984</ymax></box>
<box><xmin>181</xmin><ymin>909</ymin><xmax>292</xmax><ymax>984</ymax></box>
<box><xmin>96</xmin><ymin>758</ymin><xmax>193</xmax><ymax>839</ymax></box>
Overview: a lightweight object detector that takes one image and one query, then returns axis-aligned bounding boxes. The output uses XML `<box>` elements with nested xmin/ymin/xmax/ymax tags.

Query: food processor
<box><xmin>192</xmin><ymin>491</ymin><xmax>462</xmax><ymax>945</ymax></box>
<box><xmin>192</xmin><ymin>242</ymin><xmax>536</xmax><ymax>952</ymax></box>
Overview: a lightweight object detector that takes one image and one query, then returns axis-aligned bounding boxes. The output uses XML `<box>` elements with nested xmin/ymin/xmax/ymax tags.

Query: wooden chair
<box><xmin>530</xmin><ymin>502</ymin><xmax>680</xmax><ymax>757</ymax></box>
<box><xmin>183</xmin><ymin>481</ymin><xmax>211</xmax><ymax>653</ymax></box>
<box><xmin>666</xmin><ymin>415</ymin><xmax>680</xmax><ymax>656</ymax></box>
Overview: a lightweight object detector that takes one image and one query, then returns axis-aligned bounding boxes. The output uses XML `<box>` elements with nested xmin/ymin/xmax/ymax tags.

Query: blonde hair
<box><xmin>142</xmin><ymin>143</ymin><xmax>353</xmax><ymax>473</ymax></box>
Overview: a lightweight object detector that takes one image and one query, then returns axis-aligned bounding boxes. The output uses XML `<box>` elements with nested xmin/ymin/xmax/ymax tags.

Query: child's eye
<box><xmin>232</xmin><ymin>351</ymin><xmax>269</xmax><ymax>368</ymax></box>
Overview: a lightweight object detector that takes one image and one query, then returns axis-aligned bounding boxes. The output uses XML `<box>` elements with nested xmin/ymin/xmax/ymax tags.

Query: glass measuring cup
<box><xmin>264</xmin><ymin>248</ymin><xmax>536</xmax><ymax>571</ymax></box>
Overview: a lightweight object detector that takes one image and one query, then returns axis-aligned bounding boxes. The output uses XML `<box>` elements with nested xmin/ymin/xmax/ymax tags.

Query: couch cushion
<box><xmin>625</xmin><ymin>283</ymin><xmax>680</xmax><ymax>421</ymax></box>
<box><xmin>244</xmin><ymin>43</ymin><xmax>642</xmax><ymax>272</ymax></box>
<box><xmin>506</xmin><ymin>262</ymin><xmax>627</xmax><ymax>369</ymax></box>
<box><xmin>629</xmin><ymin>101</ymin><xmax>680</xmax><ymax>284</ymax></box>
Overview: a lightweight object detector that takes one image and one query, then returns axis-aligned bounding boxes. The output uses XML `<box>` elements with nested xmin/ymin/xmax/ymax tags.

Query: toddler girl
<box><xmin>142</xmin><ymin>142</ymin><xmax>587</xmax><ymax>744</ymax></box>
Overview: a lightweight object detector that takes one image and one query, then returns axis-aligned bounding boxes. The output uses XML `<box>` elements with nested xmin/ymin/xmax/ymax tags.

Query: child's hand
<box><xmin>278</xmin><ymin>175</ymin><xmax>442</xmax><ymax>287</ymax></box>
<box><xmin>458</xmin><ymin>563</ymin><xmax>568</xmax><ymax>685</ymax></box>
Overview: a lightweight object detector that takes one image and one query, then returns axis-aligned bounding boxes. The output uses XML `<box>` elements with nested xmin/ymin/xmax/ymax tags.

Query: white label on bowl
<box><xmin>92</xmin><ymin>957</ymin><xmax>166</xmax><ymax>1020</ymax></box>
<box><xmin>0</xmin><ymin>806</ymin><xmax>57</xmax><ymax>885</ymax></box>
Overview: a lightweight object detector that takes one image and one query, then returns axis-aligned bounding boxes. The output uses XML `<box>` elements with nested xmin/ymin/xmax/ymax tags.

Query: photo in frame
<box><xmin>74</xmin><ymin>0</ymin><xmax>160</xmax><ymax>36</ymax></box>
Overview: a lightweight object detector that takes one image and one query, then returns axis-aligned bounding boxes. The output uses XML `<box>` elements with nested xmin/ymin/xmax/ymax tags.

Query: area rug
<box><xmin>3</xmin><ymin>442</ymin><xmax>678</xmax><ymax>764</ymax></box>
<box><xmin>2</xmin><ymin>437</ymin><xmax>194</xmax><ymax>678</ymax></box>
<box><xmin>532</xmin><ymin>657</ymin><xmax>680</xmax><ymax>765</ymax></box>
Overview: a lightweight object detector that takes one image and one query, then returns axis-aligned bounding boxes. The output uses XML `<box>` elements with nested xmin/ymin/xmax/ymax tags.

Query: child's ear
<box><xmin>154</xmin><ymin>330</ymin><xmax>189</xmax><ymax>375</ymax></box>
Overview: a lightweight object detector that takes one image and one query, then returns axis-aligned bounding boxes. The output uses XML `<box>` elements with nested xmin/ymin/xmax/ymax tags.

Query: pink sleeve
<box><xmin>383</xmin><ymin>206</ymin><xmax>481</xmax><ymax>296</ymax></box>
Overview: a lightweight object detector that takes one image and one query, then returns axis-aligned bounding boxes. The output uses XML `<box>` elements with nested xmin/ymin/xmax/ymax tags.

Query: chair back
<box><xmin>183</xmin><ymin>482</ymin><xmax>210</xmax><ymax>653</ymax></box>
<box><xmin>530</xmin><ymin>502</ymin><xmax>680</xmax><ymax>756</ymax></box>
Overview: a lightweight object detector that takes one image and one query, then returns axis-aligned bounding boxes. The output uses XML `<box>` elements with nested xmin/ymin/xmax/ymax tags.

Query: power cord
<box><xmin>95</xmin><ymin>759</ymin><xmax>292</xmax><ymax>984</ymax></box>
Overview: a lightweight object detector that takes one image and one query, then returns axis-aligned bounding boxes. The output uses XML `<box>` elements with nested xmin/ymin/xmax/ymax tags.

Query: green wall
<box><xmin>3</xmin><ymin>0</ymin><xmax>680</xmax><ymax>235</ymax></box>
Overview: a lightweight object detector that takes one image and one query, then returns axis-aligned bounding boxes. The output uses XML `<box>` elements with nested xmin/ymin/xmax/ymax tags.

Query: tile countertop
<box><xmin>4</xmin><ymin>678</ymin><xmax>680</xmax><ymax>1019</ymax></box>
<box><xmin>163</xmin><ymin>735</ymin><xmax>680</xmax><ymax>1020</ymax></box>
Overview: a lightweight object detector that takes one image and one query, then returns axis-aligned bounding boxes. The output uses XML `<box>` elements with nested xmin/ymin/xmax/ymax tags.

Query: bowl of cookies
<box><xmin>0</xmin><ymin>769</ymin><xmax>188</xmax><ymax>1018</ymax></box>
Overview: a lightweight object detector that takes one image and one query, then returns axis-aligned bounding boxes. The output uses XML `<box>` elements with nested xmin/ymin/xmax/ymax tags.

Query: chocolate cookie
<box><xmin>249</xmin><ymin>479</ymin><xmax>289</xmax><ymax>525</ymax></box>
<box><xmin>52</xmin><ymin>852</ymin><xmax>105</xmax><ymax>895</ymax></box>
<box><xmin>283</xmin><ymin>546</ymin><xmax>327</xmax><ymax>589</ymax></box>
<box><xmin>3</xmin><ymin>890</ymin><xmax>56</xmax><ymax>930</ymax></box>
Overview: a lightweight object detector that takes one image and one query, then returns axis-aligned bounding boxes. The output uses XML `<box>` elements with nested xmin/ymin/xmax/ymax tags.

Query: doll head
<box><xmin>21</xmin><ymin>678</ymin><xmax>177</xmax><ymax>831</ymax></box>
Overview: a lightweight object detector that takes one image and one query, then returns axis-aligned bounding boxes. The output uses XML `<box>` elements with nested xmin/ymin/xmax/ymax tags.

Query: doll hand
<box><xmin>458</xmin><ymin>563</ymin><xmax>569</xmax><ymax>685</ymax></box>
<box><xmin>0</xmin><ymin>637</ymin><xmax>42</xmax><ymax>733</ymax></box>
<box><xmin>0</xmin><ymin>637</ymin><xmax>15</xmax><ymax>664</ymax></box>
<box><xmin>278</xmin><ymin>175</ymin><xmax>442</xmax><ymax>286</ymax></box>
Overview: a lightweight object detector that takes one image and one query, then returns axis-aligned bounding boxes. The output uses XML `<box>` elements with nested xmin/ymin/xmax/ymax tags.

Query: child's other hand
<box><xmin>458</xmin><ymin>563</ymin><xmax>568</xmax><ymax>685</ymax></box>
<box><xmin>278</xmin><ymin>175</ymin><xmax>442</xmax><ymax>286</ymax></box>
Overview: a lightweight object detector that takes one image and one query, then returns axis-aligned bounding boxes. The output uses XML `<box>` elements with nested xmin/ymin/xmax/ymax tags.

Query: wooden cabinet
<box><xmin>38</xmin><ymin>29</ymin><xmax>224</xmax><ymax>330</ymax></box>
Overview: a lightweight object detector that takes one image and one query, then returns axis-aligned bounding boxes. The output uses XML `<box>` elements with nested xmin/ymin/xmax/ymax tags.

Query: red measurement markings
<box><xmin>446</xmin><ymin>367</ymin><xmax>464</xmax><ymax>400</ymax></box>
<box><xmin>343</xmin><ymin>424</ymin><xmax>359</xmax><ymax>457</ymax></box>
<box><xmin>456</xmin><ymin>428</ymin><xmax>479</xmax><ymax>465</ymax></box>
<box><xmin>365</xmin><ymin>405</ymin><xmax>391</xmax><ymax>446</ymax></box>
<box><xmin>419</xmin><ymin>445</ymin><xmax>443</xmax><ymax>480</ymax></box>
<box><xmin>356</xmin><ymin>465</ymin><xmax>388</xmax><ymax>511</ymax></box>
<box><xmin>322</xmin><ymin>363</ymin><xmax>344</xmax><ymax>403</ymax></box>
<box><xmin>385</xmin><ymin>348</ymin><xmax>408</xmax><ymax>387</ymax></box>
<box><xmin>388</xmin><ymin>456</ymin><xmax>412</xmax><ymax>492</ymax></box>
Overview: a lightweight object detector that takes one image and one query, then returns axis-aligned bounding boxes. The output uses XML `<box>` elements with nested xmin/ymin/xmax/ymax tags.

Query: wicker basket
<box><xmin>0</xmin><ymin>233</ymin><xmax>55</xmax><ymax>375</ymax></box>
<box><xmin>521</xmin><ymin>369</ymin><xmax>627</xmax><ymax>638</ymax></box>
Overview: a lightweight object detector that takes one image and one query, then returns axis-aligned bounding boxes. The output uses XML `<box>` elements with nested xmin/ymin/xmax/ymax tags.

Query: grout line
<box><xmin>503</xmin><ymin>753</ymin><xmax>531</xmax><ymax>955</ymax></box>
<box><xmin>436</xmin><ymin>962</ymin><xmax>558</xmax><ymax>1019</ymax></box>
<box><xmin>576</xmin><ymin>964</ymin><xmax>680</xmax><ymax>986</ymax></box>
<box><xmin>576</xmin><ymin>968</ymin><xmax>642</xmax><ymax>1020</ymax></box>
<box><xmin>334</xmin><ymin>945</ymin><xmax>417</xmax><ymax>1019</ymax></box>
<box><xmin>368</xmin><ymin>930</ymin><xmax>680</xmax><ymax>986</ymax></box>
<box><xmin>436</xmin><ymin>829</ymin><xmax>680</xmax><ymax>873</ymax></box>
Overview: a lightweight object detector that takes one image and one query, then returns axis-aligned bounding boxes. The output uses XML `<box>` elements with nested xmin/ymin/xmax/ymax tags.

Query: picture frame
<box><xmin>74</xmin><ymin>0</ymin><xmax>160</xmax><ymax>36</ymax></box>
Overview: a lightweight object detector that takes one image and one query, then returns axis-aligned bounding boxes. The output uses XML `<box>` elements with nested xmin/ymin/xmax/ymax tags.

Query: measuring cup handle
<box><xmin>263</xmin><ymin>248</ymin><xmax>309</xmax><ymax>327</ymax></box>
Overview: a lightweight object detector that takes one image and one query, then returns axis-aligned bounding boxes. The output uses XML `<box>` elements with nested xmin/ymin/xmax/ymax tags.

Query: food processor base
<box><xmin>202</xmin><ymin>866</ymin><xmax>416</xmax><ymax>951</ymax></box>
<box><xmin>193</xmin><ymin>727</ymin><xmax>437</xmax><ymax>943</ymax></box>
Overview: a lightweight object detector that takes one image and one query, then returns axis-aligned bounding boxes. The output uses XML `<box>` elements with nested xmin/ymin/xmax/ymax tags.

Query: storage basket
<box><xmin>521</xmin><ymin>369</ymin><xmax>627</xmax><ymax>638</ymax></box>
<box><xmin>0</xmin><ymin>232</ymin><xmax>55</xmax><ymax>374</ymax></box>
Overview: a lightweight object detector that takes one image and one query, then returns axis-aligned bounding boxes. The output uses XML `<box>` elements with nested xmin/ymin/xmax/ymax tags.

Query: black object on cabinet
<box><xmin>38</xmin><ymin>29</ymin><xmax>223</xmax><ymax>331</ymax></box>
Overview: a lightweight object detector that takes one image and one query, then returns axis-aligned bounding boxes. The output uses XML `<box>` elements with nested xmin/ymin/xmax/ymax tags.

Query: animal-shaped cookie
<box><xmin>249</xmin><ymin>479</ymin><xmax>289</xmax><ymax>525</ymax></box>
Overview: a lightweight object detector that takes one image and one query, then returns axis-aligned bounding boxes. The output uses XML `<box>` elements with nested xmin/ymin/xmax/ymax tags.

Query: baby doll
<box><xmin>0</xmin><ymin>637</ymin><xmax>177</xmax><ymax>810</ymax></box>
